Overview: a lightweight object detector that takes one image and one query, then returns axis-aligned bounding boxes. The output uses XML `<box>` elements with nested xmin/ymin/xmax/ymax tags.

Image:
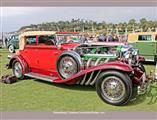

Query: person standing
<box><xmin>106</xmin><ymin>34</ymin><xmax>114</xmax><ymax>42</ymax></box>
<box><xmin>80</xmin><ymin>34</ymin><xmax>87</xmax><ymax>43</ymax></box>
<box><xmin>98</xmin><ymin>34</ymin><xmax>106</xmax><ymax>42</ymax></box>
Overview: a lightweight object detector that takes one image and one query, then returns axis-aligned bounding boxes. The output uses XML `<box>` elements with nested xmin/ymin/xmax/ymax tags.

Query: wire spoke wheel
<box><xmin>13</xmin><ymin>61</ymin><xmax>23</xmax><ymax>79</ymax></box>
<box><xmin>96</xmin><ymin>71</ymin><xmax>132</xmax><ymax>106</ymax></box>
<box><xmin>59</xmin><ymin>56</ymin><xmax>78</xmax><ymax>79</ymax></box>
<box><xmin>57</xmin><ymin>51</ymin><xmax>82</xmax><ymax>79</ymax></box>
<box><xmin>101</xmin><ymin>76</ymin><xmax>126</xmax><ymax>101</ymax></box>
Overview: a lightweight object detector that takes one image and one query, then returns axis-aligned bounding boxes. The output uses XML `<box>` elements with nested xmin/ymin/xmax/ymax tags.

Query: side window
<box><xmin>138</xmin><ymin>35</ymin><xmax>152</xmax><ymax>41</ymax></box>
<box><xmin>26</xmin><ymin>36</ymin><xmax>36</xmax><ymax>45</ymax></box>
<box><xmin>38</xmin><ymin>35</ymin><xmax>56</xmax><ymax>45</ymax></box>
<box><xmin>14</xmin><ymin>35</ymin><xmax>19</xmax><ymax>40</ymax></box>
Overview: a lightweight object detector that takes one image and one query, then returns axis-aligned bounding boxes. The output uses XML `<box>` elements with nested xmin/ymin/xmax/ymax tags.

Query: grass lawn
<box><xmin>0</xmin><ymin>49</ymin><xmax>157</xmax><ymax>112</ymax></box>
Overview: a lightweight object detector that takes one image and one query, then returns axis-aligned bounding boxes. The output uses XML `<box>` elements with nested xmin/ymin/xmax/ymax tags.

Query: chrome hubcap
<box><xmin>59</xmin><ymin>56</ymin><xmax>77</xmax><ymax>78</ymax></box>
<box><xmin>101</xmin><ymin>76</ymin><xmax>125</xmax><ymax>101</ymax></box>
<box><xmin>14</xmin><ymin>62</ymin><xmax>22</xmax><ymax>78</ymax></box>
<box><xmin>9</xmin><ymin>45</ymin><xmax>14</xmax><ymax>52</ymax></box>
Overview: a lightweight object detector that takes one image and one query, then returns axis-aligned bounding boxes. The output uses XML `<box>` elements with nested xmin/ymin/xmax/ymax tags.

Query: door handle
<box><xmin>54</xmin><ymin>52</ymin><xmax>58</xmax><ymax>55</ymax></box>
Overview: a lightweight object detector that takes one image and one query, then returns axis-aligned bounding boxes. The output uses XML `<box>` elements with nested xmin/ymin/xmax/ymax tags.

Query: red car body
<box><xmin>8</xmin><ymin>31</ymin><xmax>144</xmax><ymax>85</ymax></box>
<box><xmin>7</xmin><ymin>31</ymin><xmax>147</xmax><ymax>106</ymax></box>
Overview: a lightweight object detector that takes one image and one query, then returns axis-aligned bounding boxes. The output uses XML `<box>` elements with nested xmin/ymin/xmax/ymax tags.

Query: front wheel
<box><xmin>96</xmin><ymin>71</ymin><xmax>132</xmax><ymax>106</ymax></box>
<box><xmin>12</xmin><ymin>61</ymin><xmax>24</xmax><ymax>79</ymax></box>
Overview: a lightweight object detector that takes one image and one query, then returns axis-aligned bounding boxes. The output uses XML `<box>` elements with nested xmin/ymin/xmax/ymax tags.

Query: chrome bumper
<box><xmin>7</xmin><ymin>54</ymin><xmax>15</xmax><ymax>59</ymax></box>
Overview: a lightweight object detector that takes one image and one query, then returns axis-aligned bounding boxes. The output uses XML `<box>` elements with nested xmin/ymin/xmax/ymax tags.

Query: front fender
<box><xmin>137</xmin><ymin>55</ymin><xmax>145</xmax><ymax>62</ymax></box>
<box><xmin>53</xmin><ymin>61</ymin><xmax>133</xmax><ymax>83</ymax></box>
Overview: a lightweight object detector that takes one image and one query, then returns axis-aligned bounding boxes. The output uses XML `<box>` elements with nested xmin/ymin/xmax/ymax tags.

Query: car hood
<box><xmin>87</xmin><ymin>42</ymin><xmax>127</xmax><ymax>46</ymax></box>
<box><xmin>60</xmin><ymin>42</ymin><xmax>128</xmax><ymax>50</ymax></box>
<box><xmin>61</xmin><ymin>43</ymin><xmax>80</xmax><ymax>50</ymax></box>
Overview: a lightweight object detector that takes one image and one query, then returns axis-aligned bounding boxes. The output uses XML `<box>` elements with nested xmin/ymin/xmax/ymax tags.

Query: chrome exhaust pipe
<box><xmin>85</xmin><ymin>58</ymin><xmax>101</xmax><ymax>85</ymax></box>
<box><xmin>80</xmin><ymin>58</ymin><xmax>92</xmax><ymax>85</ymax></box>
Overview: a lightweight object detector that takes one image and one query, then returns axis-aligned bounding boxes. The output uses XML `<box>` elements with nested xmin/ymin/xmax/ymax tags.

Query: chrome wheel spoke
<box><xmin>59</xmin><ymin>56</ymin><xmax>78</xmax><ymax>78</ymax></box>
<box><xmin>101</xmin><ymin>76</ymin><xmax>125</xmax><ymax>101</ymax></box>
<box><xmin>13</xmin><ymin>62</ymin><xmax>22</xmax><ymax>78</ymax></box>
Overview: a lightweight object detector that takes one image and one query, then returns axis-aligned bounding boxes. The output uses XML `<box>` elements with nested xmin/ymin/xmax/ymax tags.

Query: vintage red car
<box><xmin>8</xmin><ymin>31</ymin><xmax>148</xmax><ymax>106</ymax></box>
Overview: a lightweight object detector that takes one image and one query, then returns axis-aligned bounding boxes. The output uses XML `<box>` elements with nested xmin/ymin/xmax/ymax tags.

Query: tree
<box><xmin>18</xmin><ymin>18</ymin><xmax>157</xmax><ymax>34</ymax></box>
<box><xmin>139</xmin><ymin>18</ymin><xmax>148</xmax><ymax>32</ymax></box>
<box><xmin>127</xmin><ymin>19</ymin><xmax>137</xmax><ymax>32</ymax></box>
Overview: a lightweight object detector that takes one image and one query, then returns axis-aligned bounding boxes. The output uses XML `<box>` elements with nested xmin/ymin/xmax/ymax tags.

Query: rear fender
<box><xmin>137</xmin><ymin>55</ymin><xmax>145</xmax><ymax>63</ymax></box>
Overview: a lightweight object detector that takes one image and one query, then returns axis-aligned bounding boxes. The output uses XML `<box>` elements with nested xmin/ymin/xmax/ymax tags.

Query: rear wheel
<box><xmin>96</xmin><ymin>71</ymin><xmax>132</xmax><ymax>106</ymax></box>
<box><xmin>12</xmin><ymin>61</ymin><xmax>24</xmax><ymax>79</ymax></box>
<box><xmin>9</xmin><ymin>44</ymin><xmax>15</xmax><ymax>53</ymax></box>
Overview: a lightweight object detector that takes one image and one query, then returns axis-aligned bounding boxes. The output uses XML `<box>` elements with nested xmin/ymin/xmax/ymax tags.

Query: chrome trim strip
<box><xmin>90</xmin><ymin>70</ymin><xmax>101</xmax><ymax>85</ymax></box>
<box><xmin>80</xmin><ymin>74</ymin><xmax>87</xmax><ymax>85</ymax></box>
<box><xmin>83</xmin><ymin>54</ymin><xmax>117</xmax><ymax>58</ymax></box>
<box><xmin>25</xmin><ymin>73</ymin><xmax>55</xmax><ymax>82</ymax></box>
<box><xmin>89</xmin><ymin>58</ymin><xmax>109</xmax><ymax>85</ymax></box>
<box><xmin>104</xmin><ymin>58</ymin><xmax>110</xmax><ymax>63</ymax></box>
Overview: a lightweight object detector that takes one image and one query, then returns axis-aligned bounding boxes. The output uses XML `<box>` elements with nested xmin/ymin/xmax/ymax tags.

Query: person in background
<box><xmin>106</xmin><ymin>34</ymin><xmax>114</xmax><ymax>42</ymax></box>
<box><xmin>114</xmin><ymin>35</ymin><xmax>119</xmax><ymax>42</ymax></box>
<box><xmin>123</xmin><ymin>35</ymin><xmax>128</xmax><ymax>42</ymax></box>
<box><xmin>93</xmin><ymin>35</ymin><xmax>98</xmax><ymax>42</ymax></box>
<box><xmin>98</xmin><ymin>34</ymin><xmax>106</xmax><ymax>42</ymax></box>
<box><xmin>80</xmin><ymin>34</ymin><xmax>87</xmax><ymax>43</ymax></box>
<box><xmin>66</xmin><ymin>36</ymin><xmax>72</xmax><ymax>43</ymax></box>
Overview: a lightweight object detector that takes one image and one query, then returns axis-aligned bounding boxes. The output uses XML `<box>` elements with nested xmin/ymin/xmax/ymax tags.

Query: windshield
<box><xmin>8</xmin><ymin>35</ymin><xmax>19</xmax><ymax>41</ymax></box>
<box><xmin>56</xmin><ymin>34</ymin><xmax>81</xmax><ymax>44</ymax></box>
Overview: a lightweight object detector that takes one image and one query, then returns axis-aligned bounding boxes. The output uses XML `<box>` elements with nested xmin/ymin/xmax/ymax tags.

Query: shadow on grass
<box><xmin>128</xmin><ymin>83</ymin><xmax>157</xmax><ymax>106</ymax></box>
<box><xmin>34</xmin><ymin>79</ymin><xmax>157</xmax><ymax>106</ymax></box>
<box><xmin>4</xmin><ymin>76</ymin><xmax>156</xmax><ymax>106</ymax></box>
<box><xmin>143</xmin><ymin>61</ymin><xmax>156</xmax><ymax>65</ymax></box>
<box><xmin>32</xmin><ymin>79</ymin><xmax>157</xmax><ymax>106</ymax></box>
<box><xmin>34</xmin><ymin>79</ymin><xmax>95</xmax><ymax>92</ymax></box>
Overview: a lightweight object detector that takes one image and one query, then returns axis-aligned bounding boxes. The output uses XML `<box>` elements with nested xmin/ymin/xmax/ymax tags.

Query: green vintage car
<box><xmin>7</xmin><ymin>34</ymin><xmax>19</xmax><ymax>53</ymax></box>
<box><xmin>128</xmin><ymin>32</ymin><xmax>157</xmax><ymax>62</ymax></box>
<box><xmin>0</xmin><ymin>38</ymin><xmax>3</xmax><ymax>48</ymax></box>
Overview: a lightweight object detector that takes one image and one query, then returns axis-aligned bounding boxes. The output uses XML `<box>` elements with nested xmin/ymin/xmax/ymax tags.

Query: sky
<box><xmin>0</xmin><ymin>7</ymin><xmax>157</xmax><ymax>32</ymax></box>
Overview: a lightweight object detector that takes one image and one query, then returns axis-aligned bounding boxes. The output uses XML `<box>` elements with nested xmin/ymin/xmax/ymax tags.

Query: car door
<box><xmin>20</xmin><ymin>36</ymin><xmax>39</xmax><ymax>69</ymax></box>
<box><xmin>36</xmin><ymin>35</ymin><xmax>62</xmax><ymax>74</ymax></box>
<box><xmin>136</xmin><ymin>34</ymin><xmax>155</xmax><ymax>60</ymax></box>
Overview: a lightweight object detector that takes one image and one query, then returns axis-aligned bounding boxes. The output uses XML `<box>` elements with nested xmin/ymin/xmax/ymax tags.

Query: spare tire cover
<box><xmin>57</xmin><ymin>51</ymin><xmax>83</xmax><ymax>79</ymax></box>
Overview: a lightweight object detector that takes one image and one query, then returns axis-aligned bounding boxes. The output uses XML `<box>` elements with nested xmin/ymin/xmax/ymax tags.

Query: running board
<box><xmin>25</xmin><ymin>72</ymin><xmax>57</xmax><ymax>82</ymax></box>
<box><xmin>145</xmin><ymin>59</ymin><xmax>155</xmax><ymax>62</ymax></box>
